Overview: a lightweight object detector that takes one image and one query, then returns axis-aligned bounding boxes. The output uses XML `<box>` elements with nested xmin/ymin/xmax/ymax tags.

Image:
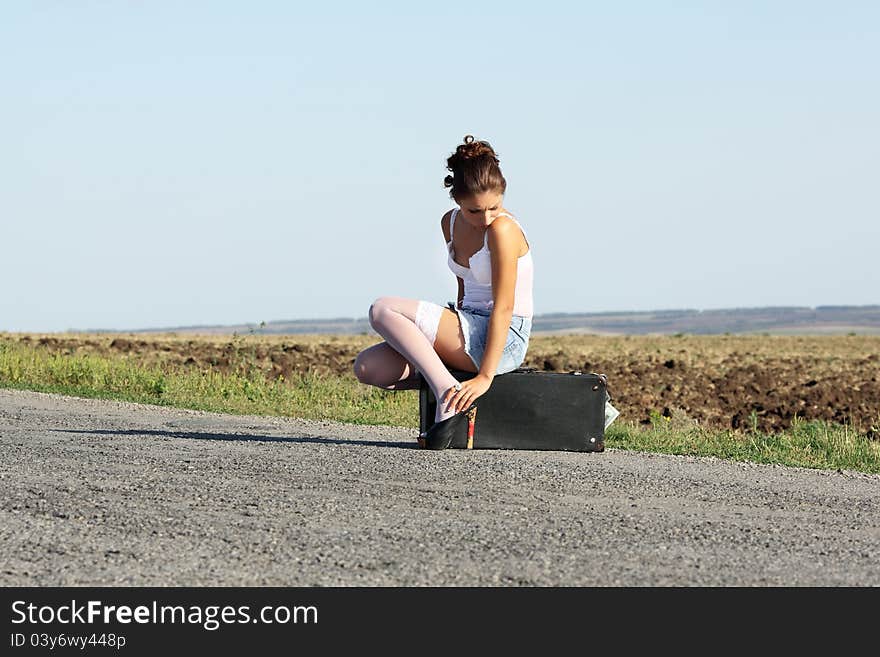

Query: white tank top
<box><xmin>446</xmin><ymin>208</ymin><xmax>534</xmax><ymax>318</ymax></box>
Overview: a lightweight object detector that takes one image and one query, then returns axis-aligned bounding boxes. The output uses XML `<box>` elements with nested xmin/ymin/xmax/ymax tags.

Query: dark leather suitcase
<box><xmin>418</xmin><ymin>368</ymin><xmax>607</xmax><ymax>452</ymax></box>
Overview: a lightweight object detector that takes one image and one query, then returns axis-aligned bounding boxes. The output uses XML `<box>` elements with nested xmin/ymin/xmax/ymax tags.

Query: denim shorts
<box><xmin>446</xmin><ymin>302</ymin><xmax>532</xmax><ymax>375</ymax></box>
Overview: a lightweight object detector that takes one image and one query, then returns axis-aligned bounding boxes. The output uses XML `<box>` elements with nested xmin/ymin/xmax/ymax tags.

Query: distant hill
<box><xmin>530</xmin><ymin>305</ymin><xmax>880</xmax><ymax>335</ymax></box>
<box><xmin>79</xmin><ymin>305</ymin><xmax>880</xmax><ymax>336</ymax></box>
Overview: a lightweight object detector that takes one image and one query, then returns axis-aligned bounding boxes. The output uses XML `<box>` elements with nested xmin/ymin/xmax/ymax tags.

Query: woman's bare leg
<box><xmin>433</xmin><ymin>308</ymin><xmax>480</xmax><ymax>374</ymax></box>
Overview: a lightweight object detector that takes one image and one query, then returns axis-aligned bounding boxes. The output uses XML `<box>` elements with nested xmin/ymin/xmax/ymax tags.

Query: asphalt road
<box><xmin>1</xmin><ymin>388</ymin><xmax>877</xmax><ymax>586</ymax></box>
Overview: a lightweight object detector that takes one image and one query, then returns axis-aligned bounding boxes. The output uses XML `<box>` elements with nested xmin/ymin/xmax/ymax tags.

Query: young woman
<box><xmin>353</xmin><ymin>135</ymin><xmax>534</xmax><ymax>447</ymax></box>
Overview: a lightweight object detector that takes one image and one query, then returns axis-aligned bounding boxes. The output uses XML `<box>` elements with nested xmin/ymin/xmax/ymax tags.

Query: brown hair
<box><xmin>443</xmin><ymin>135</ymin><xmax>507</xmax><ymax>201</ymax></box>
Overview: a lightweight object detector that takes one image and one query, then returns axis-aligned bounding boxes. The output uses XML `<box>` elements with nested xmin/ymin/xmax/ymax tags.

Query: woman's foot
<box><xmin>433</xmin><ymin>381</ymin><xmax>464</xmax><ymax>424</ymax></box>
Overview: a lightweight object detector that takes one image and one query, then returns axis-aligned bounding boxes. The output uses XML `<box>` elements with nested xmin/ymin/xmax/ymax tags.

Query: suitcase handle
<box><xmin>514</xmin><ymin>367</ymin><xmax>607</xmax><ymax>388</ymax></box>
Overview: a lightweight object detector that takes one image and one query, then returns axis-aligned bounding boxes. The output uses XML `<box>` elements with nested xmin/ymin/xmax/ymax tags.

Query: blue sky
<box><xmin>2</xmin><ymin>1</ymin><xmax>878</xmax><ymax>332</ymax></box>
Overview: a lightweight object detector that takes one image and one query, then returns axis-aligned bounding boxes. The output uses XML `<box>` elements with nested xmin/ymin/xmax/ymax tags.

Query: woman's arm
<box><xmin>477</xmin><ymin>218</ymin><xmax>519</xmax><ymax>380</ymax></box>
<box><xmin>445</xmin><ymin>217</ymin><xmax>519</xmax><ymax>414</ymax></box>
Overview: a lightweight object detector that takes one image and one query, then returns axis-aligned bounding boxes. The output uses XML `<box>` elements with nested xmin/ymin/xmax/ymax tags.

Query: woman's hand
<box><xmin>443</xmin><ymin>373</ymin><xmax>492</xmax><ymax>414</ymax></box>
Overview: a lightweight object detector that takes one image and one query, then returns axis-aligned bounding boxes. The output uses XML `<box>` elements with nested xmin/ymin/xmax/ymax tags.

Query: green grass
<box><xmin>606</xmin><ymin>417</ymin><xmax>879</xmax><ymax>473</ymax></box>
<box><xmin>0</xmin><ymin>338</ymin><xmax>415</xmax><ymax>426</ymax></box>
<box><xmin>2</xmin><ymin>338</ymin><xmax>878</xmax><ymax>474</ymax></box>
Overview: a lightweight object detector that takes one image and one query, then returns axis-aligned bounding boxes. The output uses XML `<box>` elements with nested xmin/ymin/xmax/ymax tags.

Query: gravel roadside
<box><xmin>1</xmin><ymin>388</ymin><xmax>877</xmax><ymax>586</ymax></box>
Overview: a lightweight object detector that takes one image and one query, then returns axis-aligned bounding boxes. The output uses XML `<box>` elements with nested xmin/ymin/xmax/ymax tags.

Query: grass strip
<box><xmin>0</xmin><ymin>339</ymin><xmax>415</xmax><ymax>426</ymax></box>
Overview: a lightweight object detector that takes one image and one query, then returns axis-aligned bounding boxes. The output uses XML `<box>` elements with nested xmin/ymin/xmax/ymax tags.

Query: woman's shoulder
<box><xmin>487</xmin><ymin>212</ymin><xmax>529</xmax><ymax>254</ymax></box>
<box><xmin>488</xmin><ymin>213</ymin><xmax>520</xmax><ymax>238</ymax></box>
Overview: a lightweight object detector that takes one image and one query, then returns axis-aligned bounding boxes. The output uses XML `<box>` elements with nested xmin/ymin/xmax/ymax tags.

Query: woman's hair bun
<box><xmin>444</xmin><ymin>134</ymin><xmax>506</xmax><ymax>198</ymax></box>
<box><xmin>454</xmin><ymin>135</ymin><xmax>498</xmax><ymax>163</ymax></box>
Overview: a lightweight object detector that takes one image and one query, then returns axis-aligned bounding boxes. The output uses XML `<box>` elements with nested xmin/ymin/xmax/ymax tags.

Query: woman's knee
<box><xmin>353</xmin><ymin>342</ymin><xmax>415</xmax><ymax>387</ymax></box>
<box><xmin>369</xmin><ymin>296</ymin><xmax>416</xmax><ymax>329</ymax></box>
<box><xmin>352</xmin><ymin>350</ymin><xmax>373</xmax><ymax>384</ymax></box>
<box><xmin>368</xmin><ymin>296</ymin><xmax>391</xmax><ymax>329</ymax></box>
<box><xmin>352</xmin><ymin>345</ymin><xmax>392</xmax><ymax>386</ymax></box>
<box><xmin>352</xmin><ymin>352</ymin><xmax>363</xmax><ymax>382</ymax></box>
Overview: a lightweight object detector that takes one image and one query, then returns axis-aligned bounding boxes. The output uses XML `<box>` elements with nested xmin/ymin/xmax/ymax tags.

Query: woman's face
<box><xmin>457</xmin><ymin>190</ymin><xmax>504</xmax><ymax>230</ymax></box>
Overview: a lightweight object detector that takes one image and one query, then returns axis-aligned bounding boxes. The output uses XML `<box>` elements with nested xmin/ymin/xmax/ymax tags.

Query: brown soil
<box><xmin>4</xmin><ymin>332</ymin><xmax>879</xmax><ymax>435</ymax></box>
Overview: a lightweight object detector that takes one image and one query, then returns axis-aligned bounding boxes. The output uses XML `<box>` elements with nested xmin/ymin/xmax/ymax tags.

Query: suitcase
<box><xmin>418</xmin><ymin>367</ymin><xmax>608</xmax><ymax>452</ymax></box>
